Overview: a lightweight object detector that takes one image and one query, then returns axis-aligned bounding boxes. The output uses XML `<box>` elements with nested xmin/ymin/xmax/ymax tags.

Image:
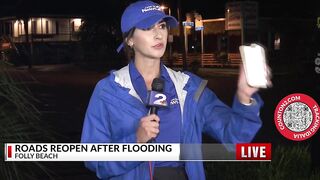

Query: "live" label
<box><xmin>236</xmin><ymin>143</ymin><xmax>271</xmax><ymax>161</ymax></box>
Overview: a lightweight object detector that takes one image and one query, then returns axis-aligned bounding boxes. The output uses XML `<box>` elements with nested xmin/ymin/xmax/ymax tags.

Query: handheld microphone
<box><xmin>146</xmin><ymin>78</ymin><xmax>167</xmax><ymax>143</ymax></box>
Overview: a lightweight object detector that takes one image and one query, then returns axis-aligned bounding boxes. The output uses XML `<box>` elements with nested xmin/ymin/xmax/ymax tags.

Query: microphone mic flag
<box><xmin>147</xmin><ymin>78</ymin><xmax>167</xmax><ymax>114</ymax></box>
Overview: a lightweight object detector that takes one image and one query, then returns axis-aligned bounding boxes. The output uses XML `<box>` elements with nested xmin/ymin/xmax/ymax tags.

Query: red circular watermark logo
<box><xmin>274</xmin><ymin>93</ymin><xmax>320</xmax><ymax>141</ymax></box>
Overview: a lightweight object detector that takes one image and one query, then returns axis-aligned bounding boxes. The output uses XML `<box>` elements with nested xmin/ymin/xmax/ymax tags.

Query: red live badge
<box><xmin>236</xmin><ymin>143</ymin><xmax>271</xmax><ymax>161</ymax></box>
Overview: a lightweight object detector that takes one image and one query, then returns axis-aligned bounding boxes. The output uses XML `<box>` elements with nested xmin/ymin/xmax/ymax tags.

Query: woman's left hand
<box><xmin>236</xmin><ymin>65</ymin><xmax>272</xmax><ymax>104</ymax></box>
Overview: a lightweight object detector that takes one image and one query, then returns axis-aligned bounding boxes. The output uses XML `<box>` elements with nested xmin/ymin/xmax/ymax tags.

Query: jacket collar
<box><xmin>112</xmin><ymin>64</ymin><xmax>190</xmax><ymax>120</ymax></box>
<box><xmin>164</xmin><ymin>66</ymin><xmax>189</xmax><ymax>120</ymax></box>
<box><xmin>113</xmin><ymin>65</ymin><xmax>142</xmax><ymax>102</ymax></box>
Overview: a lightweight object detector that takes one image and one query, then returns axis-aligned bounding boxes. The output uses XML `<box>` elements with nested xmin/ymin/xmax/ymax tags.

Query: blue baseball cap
<box><xmin>117</xmin><ymin>0</ymin><xmax>178</xmax><ymax>52</ymax></box>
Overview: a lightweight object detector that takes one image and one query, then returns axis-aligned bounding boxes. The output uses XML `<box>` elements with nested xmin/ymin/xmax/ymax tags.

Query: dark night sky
<box><xmin>0</xmin><ymin>0</ymin><xmax>319</xmax><ymax>19</ymax></box>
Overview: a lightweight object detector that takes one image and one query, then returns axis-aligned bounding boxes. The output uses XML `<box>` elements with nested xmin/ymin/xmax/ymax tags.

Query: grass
<box><xmin>205</xmin><ymin>144</ymin><xmax>320</xmax><ymax>180</ymax></box>
<box><xmin>0</xmin><ymin>61</ymin><xmax>56</xmax><ymax>180</ymax></box>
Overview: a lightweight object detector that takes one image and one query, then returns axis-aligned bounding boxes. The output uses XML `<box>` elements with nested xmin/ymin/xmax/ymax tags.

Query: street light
<box><xmin>160</xmin><ymin>5</ymin><xmax>171</xmax><ymax>16</ymax></box>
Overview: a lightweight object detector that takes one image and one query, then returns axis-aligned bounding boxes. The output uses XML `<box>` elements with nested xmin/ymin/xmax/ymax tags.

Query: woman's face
<box><xmin>128</xmin><ymin>21</ymin><xmax>168</xmax><ymax>60</ymax></box>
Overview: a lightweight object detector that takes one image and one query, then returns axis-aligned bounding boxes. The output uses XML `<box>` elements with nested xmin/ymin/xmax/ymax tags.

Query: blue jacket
<box><xmin>81</xmin><ymin>65</ymin><xmax>263</xmax><ymax>180</ymax></box>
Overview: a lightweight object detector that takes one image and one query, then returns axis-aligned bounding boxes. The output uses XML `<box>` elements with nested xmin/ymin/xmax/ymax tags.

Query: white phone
<box><xmin>239</xmin><ymin>43</ymin><xmax>268</xmax><ymax>88</ymax></box>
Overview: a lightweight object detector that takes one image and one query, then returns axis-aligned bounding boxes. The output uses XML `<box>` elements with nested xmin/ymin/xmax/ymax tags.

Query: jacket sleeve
<box><xmin>197</xmin><ymin>87</ymin><xmax>263</xmax><ymax>143</ymax></box>
<box><xmin>80</xmin><ymin>80</ymin><xmax>141</xmax><ymax>179</ymax></box>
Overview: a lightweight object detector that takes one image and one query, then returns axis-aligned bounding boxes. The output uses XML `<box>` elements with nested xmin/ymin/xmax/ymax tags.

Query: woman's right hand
<box><xmin>136</xmin><ymin>114</ymin><xmax>160</xmax><ymax>143</ymax></box>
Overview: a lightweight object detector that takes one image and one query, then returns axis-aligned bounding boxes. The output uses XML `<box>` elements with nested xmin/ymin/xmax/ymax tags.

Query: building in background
<box><xmin>0</xmin><ymin>15</ymin><xmax>83</xmax><ymax>65</ymax></box>
<box><xmin>164</xmin><ymin>1</ymin><xmax>318</xmax><ymax>69</ymax></box>
<box><xmin>0</xmin><ymin>16</ymin><xmax>82</xmax><ymax>43</ymax></box>
<box><xmin>0</xmin><ymin>1</ymin><xmax>317</xmax><ymax>69</ymax></box>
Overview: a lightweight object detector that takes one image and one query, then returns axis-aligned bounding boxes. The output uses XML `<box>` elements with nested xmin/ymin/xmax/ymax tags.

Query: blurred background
<box><xmin>0</xmin><ymin>0</ymin><xmax>319</xmax><ymax>179</ymax></box>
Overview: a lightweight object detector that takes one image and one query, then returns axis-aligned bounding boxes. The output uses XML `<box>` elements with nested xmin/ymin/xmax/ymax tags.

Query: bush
<box><xmin>0</xmin><ymin>61</ymin><xmax>56</xmax><ymax>180</ymax></box>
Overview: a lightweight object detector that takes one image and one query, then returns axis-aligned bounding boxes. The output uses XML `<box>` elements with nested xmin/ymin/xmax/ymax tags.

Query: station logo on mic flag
<box><xmin>148</xmin><ymin>91</ymin><xmax>168</xmax><ymax>107</ymax></box>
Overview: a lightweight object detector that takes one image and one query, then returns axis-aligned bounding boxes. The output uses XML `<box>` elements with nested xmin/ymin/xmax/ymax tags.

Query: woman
<box><xmin>81</xmin><ymin>1</ymin><xmax>271</xmax><ymax>179</ymax></box>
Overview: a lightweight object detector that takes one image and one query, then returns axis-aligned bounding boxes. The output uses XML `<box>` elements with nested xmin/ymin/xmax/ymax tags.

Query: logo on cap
<box><xmin>141</xmin><ymin>5</ymin><xmax>161</xmax><ymax>13</ymax></box>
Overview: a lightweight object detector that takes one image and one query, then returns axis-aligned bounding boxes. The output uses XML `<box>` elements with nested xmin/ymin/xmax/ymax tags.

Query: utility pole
<box><xmin>177</xmin><ymin>0</ymin><xmax>187</xmax><ymax>70</ymax></box>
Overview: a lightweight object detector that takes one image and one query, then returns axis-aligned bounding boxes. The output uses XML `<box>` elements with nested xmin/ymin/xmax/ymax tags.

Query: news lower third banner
<box><xmin>4</xmin><ymin>143</ymin><xmax>271</xmax><ymax>161</ymax></box>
